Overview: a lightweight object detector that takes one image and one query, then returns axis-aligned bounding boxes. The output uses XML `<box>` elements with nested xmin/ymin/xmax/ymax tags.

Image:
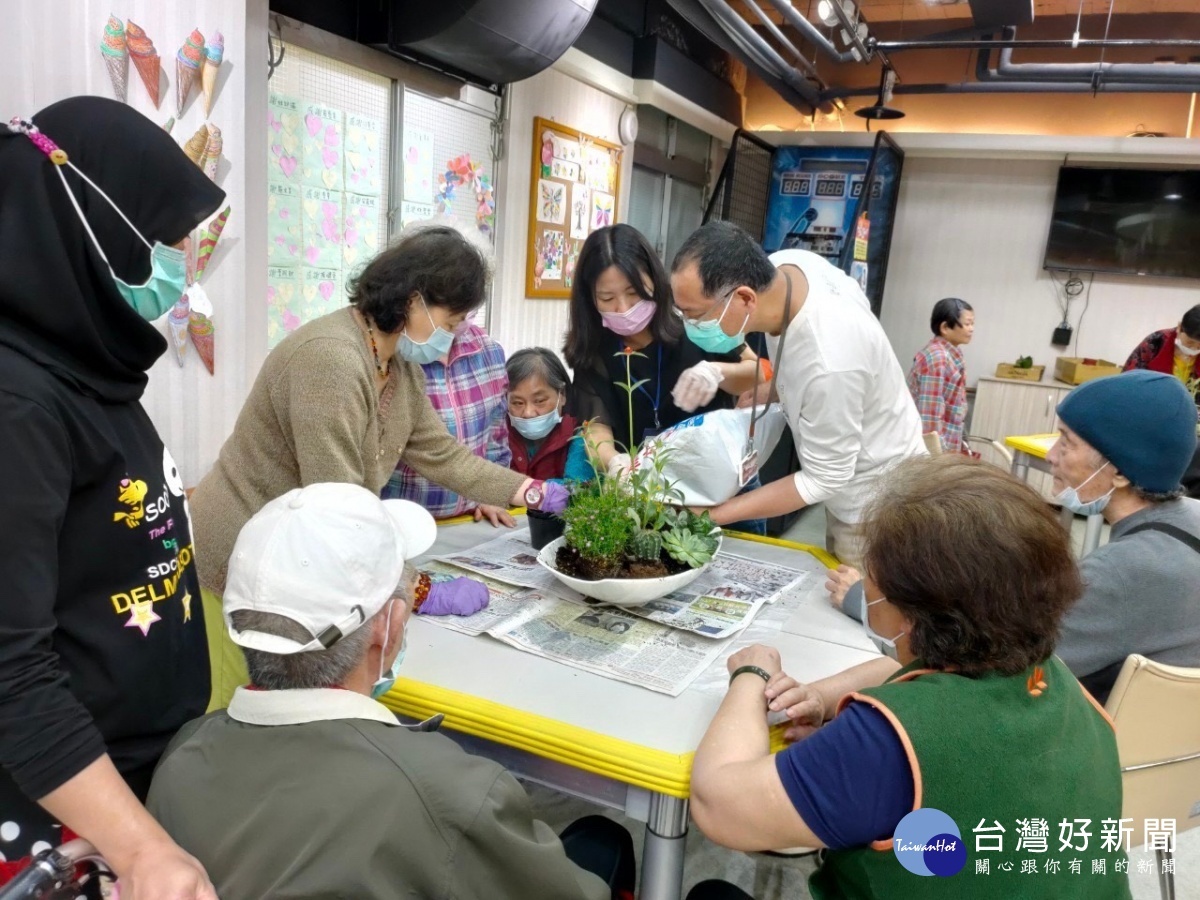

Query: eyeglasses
<box><xmin>675</xmin><ymin>290</ymin><xmax>735</xmax><ymax>327</ymax></box>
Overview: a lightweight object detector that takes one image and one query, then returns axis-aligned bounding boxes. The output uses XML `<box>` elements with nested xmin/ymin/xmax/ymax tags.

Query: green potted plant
<box><xmin>540</xmin><ymin>348</ymin><xmax>722</xmax><ymax>598</ymax></box>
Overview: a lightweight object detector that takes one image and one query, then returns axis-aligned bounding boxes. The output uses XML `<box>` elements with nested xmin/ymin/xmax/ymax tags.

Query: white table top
<box><xmin>402</xmin><ymin>521</ymin><xmax>877</xmax><ymax>759</ymax></box>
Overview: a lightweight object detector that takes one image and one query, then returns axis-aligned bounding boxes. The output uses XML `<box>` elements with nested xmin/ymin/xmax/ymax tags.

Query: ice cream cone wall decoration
<box><xmin>182</xmin><ymin>123</ymin><xmax>208</xmax><ymax>166</ymax></box>
<box><xmin>167</xmin><ymin>297</ymin><xmax>190</xmax><ymax>367</ymax></box>
<box><xmin>162</xmin><ymin>117</ymin><xmax>175</xmax><ymax>134</ymax></box>
<box><xmin>202</xmin><ymin>32</ymin><xmax>224</xmax><ymax>117</ymax></box>
<box><xmin>185</xmin><ymin>284</ymin><xmax>215</xmax><ymax>376</ymax></box>
<box><xmin>200</xmin><ymin>124</ymin><xmax>223</xmax><ymax>181</ymax></box>
<box><xmin>100</xmin><ymin>16</ymin><xmax>128</xmax><ymax>103</ymax></box>
<box><xmin>196</xmin><ymin>206</ymin><xmax>230</xmax><ymax>281</ymax></box>
<box><xmin>125</xmin><ymin>21</ymin><xmax>161</xmax><ymax>108</ymax></box>
<box><xmin>176</xmin><ymin>29</ymin><xmax>204</xmax><ymax>117</ymax></box>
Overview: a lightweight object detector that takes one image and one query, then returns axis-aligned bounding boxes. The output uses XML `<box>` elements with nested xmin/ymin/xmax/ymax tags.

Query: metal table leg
<box><xmin>639</xmin><ymin>793</ymin><xmax>689</xmax><ymax>900</ymax></box>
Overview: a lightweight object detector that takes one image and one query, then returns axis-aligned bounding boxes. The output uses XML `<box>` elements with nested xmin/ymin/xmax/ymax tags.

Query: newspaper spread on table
<box><xmin>435</xmin><ymin>532</ymin><xmax>814</xmax><ymax>640</ymax></box>
<box><xmin>416</xmin><ymin>530</ymin><xmax>819</xmax><ymax>696</ymax></box>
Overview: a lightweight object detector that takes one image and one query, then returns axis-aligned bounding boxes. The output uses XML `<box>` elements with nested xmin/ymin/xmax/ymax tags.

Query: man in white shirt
<box><xmin>669</xmin><ymin>221</ymin><xmax>925</xmax><ymax>569</ymax></box>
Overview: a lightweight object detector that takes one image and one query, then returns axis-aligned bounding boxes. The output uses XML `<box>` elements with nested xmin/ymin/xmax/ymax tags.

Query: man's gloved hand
<box><xmin>537</xmin><ymin>481</ymin><xmax>570</xmax><ymax>515</ymax></box>
<box><xmin>671</xmin><ymin>361</ymin><xmax>724</xmax><ymax>412</ymax></box>
<box><xmin>606</xmin><ymin>453</ymin><xmax>633</xmax><ymax>480</ymax></box>
<box><xmin>419</xmin><ymin>577</ymin><xmax>490</xmax><ymax>616</ymax></box>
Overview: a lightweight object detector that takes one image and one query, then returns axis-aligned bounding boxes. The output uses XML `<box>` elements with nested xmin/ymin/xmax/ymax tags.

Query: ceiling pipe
<box><xmin>739</xmin><ymin>0</ymin><xmax>825</xmax><ymax>83</ymax></box>
<box><xmin>764</xmin><ymin>0</ymin><xmax>858</xmax><ymax>65</ymax></box>
<box><xmin>974</xmin><ymin>42</ymin><xmax>1200</xmax><ymax>91</ymax></box>
<box><xmin>697</xmin><ymin>0</ymin><xmax>830</xmax><ymax>111</ymax></box>
<box><xmin>824</xmin><ymin>0</ymin><xmax>880</xmax><ymax>66</ymax></box>
<box><xmin>976</xmin><ymin>31</ymin><xmax>1200</xmax><ymax>90</ymax></box>
<box><xmin>875</xmin><ymin>37</ymin><xmax>1200</xmax><ymax>52</ymax></box>
<box><xmin>822</xmin><ymin>81</ymin><xmax>1200</xmax><ymax>99</ymax></box>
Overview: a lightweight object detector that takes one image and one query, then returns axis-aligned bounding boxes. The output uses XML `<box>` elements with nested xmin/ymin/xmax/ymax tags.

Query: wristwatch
<box><xmin>524</xmin><ymin>481</ymin><xmax>545</xmax><ymax>510</ymax></box>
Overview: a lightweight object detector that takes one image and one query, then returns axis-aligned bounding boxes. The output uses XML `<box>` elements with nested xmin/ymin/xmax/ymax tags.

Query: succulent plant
<box><xmin>628</xmin><ymin>528</ymin><xmax>663</xmax><ymax>561</ymax></box>
<box><xmin>663</xmin><ymin>528</ymin><xmax>716</xmax><ymax>569</ymax></box>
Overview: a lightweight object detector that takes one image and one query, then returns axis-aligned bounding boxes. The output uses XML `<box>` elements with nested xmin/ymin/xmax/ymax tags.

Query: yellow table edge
<box><xmin>1004</xmin><ymin>433</ymin><xmax>1058</xmax><ymax>459</ymax></box>
<box><xmin>389</xmin><ymin>529</ymin><xmax>828</xmax><ymax>799</ymax></box>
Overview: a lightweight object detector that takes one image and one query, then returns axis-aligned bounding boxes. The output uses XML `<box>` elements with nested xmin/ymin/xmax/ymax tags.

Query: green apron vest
<box><xmin>811</xmin><ymin>656</ymin><xmax>1133</xmax><ymax>899</ymax></box>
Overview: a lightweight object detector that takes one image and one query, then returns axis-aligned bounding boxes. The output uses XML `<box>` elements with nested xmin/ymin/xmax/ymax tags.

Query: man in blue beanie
<box><xmin>1048</xmin><ymin>370</ymin><xmax>1200</xmax><ymax>702</ymax></box>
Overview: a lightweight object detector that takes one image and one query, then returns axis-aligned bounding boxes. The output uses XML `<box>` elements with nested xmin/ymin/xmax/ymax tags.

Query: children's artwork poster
<box><xmin>300</xmin><ymin>102</ymin><xmax>343</xmax><ymax>192</ymax></box>
<box><xmin>267</xmin><ymin>182</ymin><xmax>302</xmax><ymax>266</ymax></box>
<box><xmin>400</xmin><ymin>201</ymin><xmax>434</xmax><ymax>225</ymax></box>
<box><xmin>302</xmin><ymin>187</ymin><xmax>342</xmax><ymax>270</ymax></box>
<box><xmin>569</xmin><ymin>183</ymin><xmax>590</xmax><ymax>240</ymax></box>
<box><xmin>761</xmin><ymin>146</ymin><xmax>873</xmax><ymax>260</ymax></box>
<box><xmin>344</xmin><ymin>114</ymin><xmax>382</xmax><ymax>197</ymax></box>
<box><xmin>267</xmin><ymin>94</ymin><xmax>302</xmax><ymax>184</ymax></box>
<box><xmin>266</xmin><ymin>266</ymin><xmax>301</xmax><ymax>349</ymax></box>
<box><xmin>402</xmin><ymin>126</ymin><xmax>434</xmax><ymax>203</ymax></box>
<box><xmin>526</xmin><ymin>116</ymin><xmax>622</xmax><ymax>299</ymax></box>
<box><xmin>763</xmin><ymin>140</ymin><xmax>904</xmax><ymax>315</ymax></box>
<box><xmin>301</xmin><ymin>267</ymin><xmax>344</xmax><ymax>324</ymax></box>
<box><xmin>591</xmin><ymin>191</ymin><xmax>614</xmax><ymax>231</ymax></box>
<box><xmin>343</xmin><ymin>193</ymin><xmax>380</xmax><ymax>276</ymax></box>
<box><xmin>535</xmin><ymin>229</ymin><xmax>565</xmax><ymax>282</ymax></box>
<box><xmin>536</xmin><ymin>179</ymin><xmax>566</xmax><ymax>225</ymax></box>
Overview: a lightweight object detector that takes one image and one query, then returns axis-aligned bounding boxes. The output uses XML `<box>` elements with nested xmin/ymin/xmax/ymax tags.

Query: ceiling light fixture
<box><xmin>855</xmin><ymin>67</ymin><xmax>904</xmax><ymax>125</ymax></box>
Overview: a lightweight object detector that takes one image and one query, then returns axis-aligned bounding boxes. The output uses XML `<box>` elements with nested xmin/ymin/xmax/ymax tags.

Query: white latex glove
<box><xmin>606</xmin><ymin>453</ymin><xmax>633</xmax><ymax>480</ymax></box>
<box><xmin>671</xmin><ymin>360</ymin><xmax>724</xmax><ymax>412</ymax></box>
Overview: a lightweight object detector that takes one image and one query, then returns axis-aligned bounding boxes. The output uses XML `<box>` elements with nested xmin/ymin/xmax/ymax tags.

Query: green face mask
<box><xmin>52</xmin><ymin>155</ymin><xmax>188</xmax><ymax>321</ymax></box>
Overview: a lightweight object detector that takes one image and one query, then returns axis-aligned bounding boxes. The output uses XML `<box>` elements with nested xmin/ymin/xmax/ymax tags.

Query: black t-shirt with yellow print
<box><xmin>0</xmin><ymin>347</ymin><xmax>209</xmax><ymax>857</ymax></box>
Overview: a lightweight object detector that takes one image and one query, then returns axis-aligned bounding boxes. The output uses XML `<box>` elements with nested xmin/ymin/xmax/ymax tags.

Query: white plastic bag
<box><xmin>634</xmin><ymin>406</ymin><xmax>788</xmax><ymax>507</ymax></box>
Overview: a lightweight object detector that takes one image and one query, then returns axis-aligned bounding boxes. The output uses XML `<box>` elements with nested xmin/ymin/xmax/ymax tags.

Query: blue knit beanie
<box><xmin>1056</xmin><ymin>370</ymin><xmax>1198</xmax><ymax>493</ymax></box>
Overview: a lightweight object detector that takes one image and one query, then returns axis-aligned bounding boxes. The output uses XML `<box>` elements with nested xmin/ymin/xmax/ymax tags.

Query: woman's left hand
<box><xmin>727</xmin><ymin>643</ymin><xmax>782</xmax><ymax>679</ymax></box>
<box><xmin>474</xmin><ymin>504</ymin><xmax>516</xmax><ymax>527</ymax></box>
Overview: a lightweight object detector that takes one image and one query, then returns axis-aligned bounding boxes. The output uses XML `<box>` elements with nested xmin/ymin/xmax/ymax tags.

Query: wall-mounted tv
<box><xmin>1044</xmin><ymin>165</ymin><xmax>1200</xmax><ymax>280</ymax></box>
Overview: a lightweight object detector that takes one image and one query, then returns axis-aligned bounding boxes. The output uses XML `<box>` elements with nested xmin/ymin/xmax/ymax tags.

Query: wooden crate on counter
<box><xmin>994</xmin><ymin>363</ymin><xmax>1045</xmax><ymax>382</ymax></box>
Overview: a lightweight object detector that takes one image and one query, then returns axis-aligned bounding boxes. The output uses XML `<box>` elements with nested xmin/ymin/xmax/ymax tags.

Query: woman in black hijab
<box><xmin>0</xmin><ymin>97</ymin><xmax>221</xmax><ymax>899</ymax></box>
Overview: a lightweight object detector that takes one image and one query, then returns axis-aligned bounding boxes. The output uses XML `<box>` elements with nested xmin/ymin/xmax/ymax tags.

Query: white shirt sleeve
<box><xmin>790</xmin><ymin>368</ymin><xmax>870</xmax><ymax>507</ymax></box>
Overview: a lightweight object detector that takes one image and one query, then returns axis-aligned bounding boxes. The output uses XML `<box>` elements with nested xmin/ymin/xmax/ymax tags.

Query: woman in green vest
<box><xmin>690</xmin><ymin>455</ymin><xmax>1131</xmax><ymax>899</ymax></box>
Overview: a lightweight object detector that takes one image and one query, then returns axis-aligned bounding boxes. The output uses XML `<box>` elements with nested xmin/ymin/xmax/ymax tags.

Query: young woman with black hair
<box><xmin>562</xmin><ymin>224</ymin><xmax>759</xmax><ymax>477</ymax></box>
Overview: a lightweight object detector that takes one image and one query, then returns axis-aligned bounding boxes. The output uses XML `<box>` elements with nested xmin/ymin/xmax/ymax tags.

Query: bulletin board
<box><xmin>525</xmin><ymin>116</ymin><xmax>623</xmax><ymax>299</ymax></box>
<box><xmin>264</xmin><ymin>43</ymin><xmax>391</xmax><ymax>349</ymax></box>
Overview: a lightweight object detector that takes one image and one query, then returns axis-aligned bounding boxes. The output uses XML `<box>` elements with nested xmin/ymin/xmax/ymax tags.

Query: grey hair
<box><xmin>232</xmin><ymin>566</ymin><xmax>417</xmax><ymax>690</ymax></box>
<box><xmin>506</xmin><ymin>347</ymin><xmax>569</xmax><ymax>394</ymax></box>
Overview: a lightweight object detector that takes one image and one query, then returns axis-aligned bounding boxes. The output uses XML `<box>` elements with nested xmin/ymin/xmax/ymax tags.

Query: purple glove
<box><xmin>539</xmin><ymin>481</ymin><xmax>570</xmax><ymax>515</ymax></box>
<box><xmin>419</xmin><ymin>578</ymin><xmax>490</xmax><ymax>617</ymax></box>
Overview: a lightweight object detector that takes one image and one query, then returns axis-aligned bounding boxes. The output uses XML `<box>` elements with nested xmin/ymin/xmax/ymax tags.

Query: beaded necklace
<box><xmin>365</xmin><ymin>316</ymin><xmax>390</xmax><ymax>378</ymax></box>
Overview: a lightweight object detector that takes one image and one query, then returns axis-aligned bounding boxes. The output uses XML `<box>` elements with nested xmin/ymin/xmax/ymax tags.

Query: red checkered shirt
<box><xmin>383</xmin><ymin>323</ymin><xmax>511</xmax><ymax>516</ymax></box>
<box><xmin>907</xmin><ymin>336</ymin><xmax>967</xmax><ymax>453</ymax></box>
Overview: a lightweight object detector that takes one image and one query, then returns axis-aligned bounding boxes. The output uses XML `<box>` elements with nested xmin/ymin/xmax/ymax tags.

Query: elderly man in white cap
<box><xmin>147</xmin><ymin>483</ymin><xmax>630</xmax><ymax>900</ymax></box>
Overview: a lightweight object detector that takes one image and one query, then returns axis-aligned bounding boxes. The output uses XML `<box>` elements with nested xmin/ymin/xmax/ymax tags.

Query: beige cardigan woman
<box><xmin>191</xmin><ymin>308</ymin><xmax>525</xmax><ymax>592</ymax></box>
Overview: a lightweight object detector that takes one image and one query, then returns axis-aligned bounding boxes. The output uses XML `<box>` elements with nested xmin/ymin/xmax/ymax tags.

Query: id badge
<box><xmin>739</xmin><ymin>443</ymin><xmax>760</xmax><ymax>488</ymax></box>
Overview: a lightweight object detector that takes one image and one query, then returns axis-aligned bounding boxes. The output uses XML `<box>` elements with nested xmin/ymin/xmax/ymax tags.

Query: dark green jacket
<box><xmin>147</xmin><ymin>687</ymin><xmax>608</xmax><ymax>900</ymax></box>
<box><xmin>812</xmin><ymin>657</ymin><xmax>1132</xmax><ymax>900</ymax></box>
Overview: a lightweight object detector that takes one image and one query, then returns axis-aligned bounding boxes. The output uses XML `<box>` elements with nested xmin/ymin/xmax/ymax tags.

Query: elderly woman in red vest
<box><xmin>506</xmin><ymin>348</ymin><xmax>591</xmax><ymax>482</ymax></box>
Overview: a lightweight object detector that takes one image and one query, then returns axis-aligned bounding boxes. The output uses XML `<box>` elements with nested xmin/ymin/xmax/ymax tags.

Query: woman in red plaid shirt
<box><xmin>906</xmin><ymin>298</ymin><xmax>974</xmax><ymax>454</ymax></box>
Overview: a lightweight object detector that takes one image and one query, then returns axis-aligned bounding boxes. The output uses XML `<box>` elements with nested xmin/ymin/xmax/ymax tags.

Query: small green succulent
<box><xmin>663</xmin><ymin>528</ymin><xmax>716</xmax><ymax>568</ymax></box>
<box><xmin>628</xmin><ymin>529</ymin><xmax>663</xmax><ymax>561</ymax></box>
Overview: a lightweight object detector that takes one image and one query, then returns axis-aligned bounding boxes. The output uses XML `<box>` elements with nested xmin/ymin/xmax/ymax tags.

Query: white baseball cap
<box><xmin>223</xmin><ymin>483</ymin><xmax>437</xmax><ymax>655</ymax></box>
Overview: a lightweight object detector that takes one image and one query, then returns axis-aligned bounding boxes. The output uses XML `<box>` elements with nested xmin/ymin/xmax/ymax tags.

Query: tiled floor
<box><xmin>521</xmin><ymin>504</ymin><xmax>1197</xmax><ymax>899</ymax></box>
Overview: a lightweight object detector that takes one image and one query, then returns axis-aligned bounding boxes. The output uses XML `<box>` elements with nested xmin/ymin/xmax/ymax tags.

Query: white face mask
<box><xmin>1176</xmin><ymin>338</ymin><xmax>1200</xmax><ymax>358</ymax></box>
<box><xmin>1054</xmin><ymin>462</ymin><xmax>1114</xmax><ymax>517</ymax></box>
<box><xmin>371</xmin><ymin>598</ymin><xmax>407</xmax><ymax>700</ymax></box>
<box><xmin>861</xmin><ymin>593</ymin><xmax>906</xmax><ymax>660</ymax></box>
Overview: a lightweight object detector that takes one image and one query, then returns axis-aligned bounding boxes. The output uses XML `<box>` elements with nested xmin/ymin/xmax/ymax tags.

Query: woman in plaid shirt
<box><xmin>382</xmin><ymin>320</ymin><xmax>515</xmax><ymax>525</ymax></box>
<box><xmin>906</xmin><ymin>298</ymin><xmax>974</xmax><ymax>454</ymax></box>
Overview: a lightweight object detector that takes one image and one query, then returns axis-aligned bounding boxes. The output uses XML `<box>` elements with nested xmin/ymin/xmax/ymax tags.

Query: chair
<box><xmin>963</xmin><ymin>433</ymin><xmax>1013</xmax><ymax>470</ymax></box>
<box><xmin>1104</xmin><ymin>654</ymin><xmax>1200</xmax><ymax>900</ymax></box>
<box><xmin>921</xmin><ymin>431</ymin><xmax>943</xmax><ymax>456</ymax></box>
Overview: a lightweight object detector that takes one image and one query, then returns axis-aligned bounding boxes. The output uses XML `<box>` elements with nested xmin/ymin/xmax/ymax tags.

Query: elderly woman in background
<box><xmin>191</xmin><ymin>226</ymin><xmax>568</xmax><ymax>709</ymax></box>
<box><xmin>506</xmin><ymin>347</ymin><xmax>591</xmax><ymax>483</ymax></box>
<box><xmin>689</xmin><ymin>456</ymin><xmax>1131</xmax><ymax>900</ymax></box>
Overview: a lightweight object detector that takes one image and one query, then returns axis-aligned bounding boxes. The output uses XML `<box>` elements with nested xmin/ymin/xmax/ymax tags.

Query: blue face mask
<box><xmin>683</xmin><ymin>294</ymin><xmax>748</xmax><ymax>354</ymax></box>
<box><xmin>511</xmin><ymin>407</ymin><xmax>562</xmax><ymax>441</ymax></box>
<box><xmin>372</xmin><ymin>600</ymin><xmax>407</xmax><ymax>700</ymax></box>
<box><xmin>399</xmin><ymin>296</ymin><xmax>455</xmax><ymax>365</ymax></box>
<box><xmin>1054</xmin><ymin>462</ymin><xmax>1114</xmax><ymax>516</ymax></box>
<box><xmin>53</xmin><ymin>156</ymin><xmax>188</xmax><ymax>321</ymax></box>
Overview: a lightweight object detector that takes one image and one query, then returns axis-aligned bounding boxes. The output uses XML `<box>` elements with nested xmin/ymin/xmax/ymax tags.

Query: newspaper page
<box><xmin>436</xmin><ymin>529</ymin><xmax>580</xmax><ymax>598</ymax></box>
<box><xmin>487</xmin><ymin>598</ymin><xmax>726</xmax><ymax>697</ymax></box>
<box><xmin>416</xmin><ymin>561</ymin><xmax>724</xmax><ymax>695</ymax></box>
